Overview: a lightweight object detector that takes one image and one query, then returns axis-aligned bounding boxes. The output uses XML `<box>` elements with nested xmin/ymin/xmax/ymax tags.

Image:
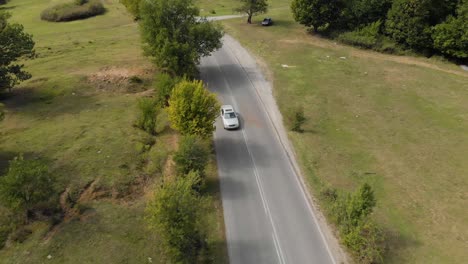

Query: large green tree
<box><xmin>0</xmin><ymin>12</ymin><xmax>35</xmax><ymax>92</ymax></box>
<box><xmin>0</xmin><ymin>155</ymin><xmax>54</xmax><ymax>223</ymax></box>
<box><xmin>291</xmin><ymin>0</ymin><xmax>343</xmax><ymax>32</ymax></box>
<box><xmin>168</xmin><ymin>80</ymin><xmax>220</xmax><ymax>137</ymax></box>
<box><xmin>145</xmin><ymin>172</ymin><xmax>205</xmax><ymax>263</ymax></box>
<box><xmin>139</xmin><ymin>0</ymin><xmax>223</xmax><ymax>77</ymax></box>
<box><xmin>385</xmin><ymin>0</ymin><xmax>435</xmax><ymax>50</ymax></box>
<box><xmin>432</xmin><ymin>0</ymin><xmax>468</xmax><ymax>59</ymax></box>
<box><xmin>342</xmin><ymin>0</ymin><xmax>392</xmax><ymax>29</ymax></box>
<box><xmin>235</xmin><ymin>0</ymin><xmax>268</xmax><ymax>24</ymax></box>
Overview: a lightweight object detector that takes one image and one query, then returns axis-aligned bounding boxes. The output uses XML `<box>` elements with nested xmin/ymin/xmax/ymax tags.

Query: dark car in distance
<box><xmin>261</xmin><ymin>18</ymin><xmax>273</xmax><ymax>26</ymax></box>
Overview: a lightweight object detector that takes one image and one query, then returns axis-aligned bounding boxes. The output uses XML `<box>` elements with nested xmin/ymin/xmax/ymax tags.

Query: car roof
<box><xmin>221</xmin><ymin>105</ymin><xmax>234</xmax><ymax>111</ymax></box>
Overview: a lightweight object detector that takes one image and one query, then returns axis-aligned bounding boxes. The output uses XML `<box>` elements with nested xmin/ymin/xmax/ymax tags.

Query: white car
<box><xmin>221</xmin><ymin>105</ymin><xmax>239</xmax><ymax>129</ymax></box>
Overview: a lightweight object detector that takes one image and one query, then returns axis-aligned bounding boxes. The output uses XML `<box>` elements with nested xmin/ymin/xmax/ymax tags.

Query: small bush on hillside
<box><xmin>145</xmin><ymin>173</ymin><xmax>206</xmax><ymax>263</ymax></box>
<box><xmin>0</xmin><ymin>155</ymin><xmax>55</xmax><ymax>223</ymax></box>
<box><xmin>135</xmin><ymin>98</ymin><xmax>160</xmax><ymax>135</ymax></box>
<box><xmin>153</xmin><ymin>73</ymin><xmax>180</xmax><ymax>107</ymax></box>
<box><xmin>337</xmin><ymin>21</ymin><xmax>382</xmax><ymax>49</ymax></box>
<box><xmin>173</xmin><ymin>135</ymin><xmax>209</xmax><ymax>177</ymax></box>
<box><xmin>41</xmin><ymin>0</ymin><xmax>105</xmax><ymax>22</ymax></box>
<box><xmin>325</xmin><ymin>183</ymin><xmax>384</xmax><ymax>263</ymax></box>
<box><xmin>290</xmin><ymin>106</ymin><xmax>306</xmax><ymax>132</ymax></box>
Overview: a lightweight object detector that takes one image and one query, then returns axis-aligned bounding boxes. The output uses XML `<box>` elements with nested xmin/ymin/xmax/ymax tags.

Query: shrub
<box><xmin>0</xmin><ymin>155</ymin><xmax>55</xmax><ymax>223</ymax></box>
<box><xmin>135</xmin><ymin>98</ymin><xmax>160</xmax><ymax>135</ymax></box>
<box><xmin>40</xmin><ymin>0</ymin><xmax>105</xmax><ymax>22</ymax></box>
<box><xmin>145</xmin><ymin>173</ymin><xmax>206</xmax><ymax>263</ymax></box>
<box><xmin>326</xmin><ymin>183</ymin><xmax>384</xmax><ymax>263</ymax></box>
<box><xmin>154</xmin><ymin>73</ymin><xmax>180</xmax><ymax>107</ymax></box>
<box><xmin>173</xmin><ymin>135</ymin><xmax>209</xmax><ymax>177</ymax></box>
<box><xmin>0</xmin><ymin>0</ymin><xmax>7</xmax><ymax>5</ymax></box>
<box><xmin>343</xmin><ymin>219</ymin><xmax>384</xmax><ymax>264</ymax></box>
<box><xmin>337</xmin><ymin>21</ymin><xmax>382</xmax><ymax>49</ymax></box>
<box><xmin>290</xmin><ymin>106</ymin><xmax>306</xmax><ymax>132</ymax></box>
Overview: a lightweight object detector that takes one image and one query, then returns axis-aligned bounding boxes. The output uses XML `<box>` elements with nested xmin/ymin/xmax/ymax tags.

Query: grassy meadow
<box><xmin>0</xmin><ymin>0</ymin><xmax>226</xmax><ymax>263</ymax></box>
<box><xmin>199</xmin><ymin>1</ymin><xmax>468</xmax><ymax>263</ymax></box>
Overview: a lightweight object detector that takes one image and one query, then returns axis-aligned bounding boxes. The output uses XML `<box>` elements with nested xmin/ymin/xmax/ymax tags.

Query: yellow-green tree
<box><xmin>168</xmin><ymin>80</ymin><xmax>220</xmax><ymax>137</ymax></box>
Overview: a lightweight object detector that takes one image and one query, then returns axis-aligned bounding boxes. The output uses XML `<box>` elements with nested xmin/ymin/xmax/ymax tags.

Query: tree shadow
<box><xmin>382</xmin><ymin>228</ymin><xmax>421</xmax><ymax>262</ymax></box>
<box><xmin>0</xmin><ymin>84</ymin><xmax>99</xmax><ymax>119</ymax></box>
<box><xmin>0</xmin><ymin>5</ymin><xmax>16</xmax><ymax>11</ymax></box>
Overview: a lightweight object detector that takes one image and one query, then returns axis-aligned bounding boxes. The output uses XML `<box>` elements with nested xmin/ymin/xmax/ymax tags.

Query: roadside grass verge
<box><xmin>0</xmin><ymin>0</ymin><xmax>227</xmax><ymax>262</ymax></box>
<box><xmin>220</xmin><ymin>7</ymin><xmax>468</xmax><ymax>264</ymax></box>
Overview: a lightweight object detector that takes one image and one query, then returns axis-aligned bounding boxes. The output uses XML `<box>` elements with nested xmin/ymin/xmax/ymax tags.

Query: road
<box><xmin>199</xmin><ymin>35</ymin><xmax>336</xmax><ymax>264</ymax></box>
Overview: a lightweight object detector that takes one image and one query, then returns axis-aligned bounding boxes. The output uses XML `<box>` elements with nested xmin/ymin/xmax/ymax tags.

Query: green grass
<box><xmin>220</xmin><ymin>4</ymin><xmax>468</xmax><ymax>264</ymax></box>
<box><xmin>0</xmin><ymin>0</ymin><xmax>227</xmax><ymax>262</ymax></box>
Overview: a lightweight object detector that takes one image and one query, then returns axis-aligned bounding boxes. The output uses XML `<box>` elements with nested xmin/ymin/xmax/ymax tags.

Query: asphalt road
<box><xmin>199</xmin><ymin>36</ymin><xmax>336</xmax><ymax>264</ymax></box>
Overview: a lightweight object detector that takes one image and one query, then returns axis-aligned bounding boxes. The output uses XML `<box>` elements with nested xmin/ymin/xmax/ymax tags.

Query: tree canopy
<box><xmin>0</xmin><ymin>155</ymin><xmax>54</xmax><ymax>222</ymax></box>
<box><xmin>139</xmin><ymin>0</ymin><xmax>223</xmax><ymax>77</ymax></box>
<box><xmin>145</xmin><ymin>173</ymin><xmax>204</xmax><ymax>263</ymax></box>
<box><xmin>168</xmin><ymin>79</ymin><xmax>220</xmax><ymax>137</ymax></box>
<box><xmin>235</xmin><ymin>0</ymin><xmax>268</xmax><ymax>24</ymax></box>
<box><xmin>291</xmin><ymin>0</ymin><xmax>343</xmax><ymax>32</ymax></box>
<box><xmin>0</xmin><ymin>12</ymin><xmax>35</xmax><ymax>92</ymax></box>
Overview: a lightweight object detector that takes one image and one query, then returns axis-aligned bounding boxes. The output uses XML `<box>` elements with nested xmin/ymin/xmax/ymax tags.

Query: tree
<box><xmin>235</xmin><ymin>0</ymin><xmax>268</xmax><ymax>24</ymax></box>
<box><xmin>0</xmin><ymin>12</ymin><xmax>35</xmax><ymax>92</ymax></box>
<box><xmin>342</xmin><ymin>0</ymin><xmax>392</xmax><ymax>29</ymax></box>
<box><xmin>291</xmin><ymin>0</ymin><xmax>343</xmax><ymax>32</ymax></box>
<box><xmin>173</xmin><ymin>135</ymin><xmax>209</xmax><ymax>176</ymax></box>
<box><xmin>385</xmin><ymin>0</ymin><xmax>434</xmax><ymax>51</ymax></box>
<box><xmin>139</xmin><ymin>0</ymin><xmax>223</xmax><ymax>77</ymax></box>
<box><xmin>0</xmin><ymin>155</ymin><xmax>54</xmax><ymax>223</ymax></box>
<box><xmin>145</xmin><ymin>173</ymin><xmax>205</xmax><ymax>263</ymax></box>
<box><xmin>432</xmin><ymin>0</ymin><xmax>468</xmax><ymax>59</ymax></box>
<box><xmin>168</xmin><ymin>80</ymin><xmax>220</xmax><ymax>137</ymax></box>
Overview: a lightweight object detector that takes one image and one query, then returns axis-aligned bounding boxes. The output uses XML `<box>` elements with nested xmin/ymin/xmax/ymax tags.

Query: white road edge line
<box><xmin>223</xmin><ymin>37</ymin><xmax>338</xmax><ymax>264</ymax></box>
<box><xmin>212</xmin><ymin>54</ymin><xmax>286</xmax><ymax>264</ymax></box>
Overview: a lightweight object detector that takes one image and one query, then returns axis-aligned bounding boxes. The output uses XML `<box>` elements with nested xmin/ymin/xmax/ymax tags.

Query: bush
<box><xmin>290</xmin><ymin>106</ymin><xmax>306</xmax><ymax>132</ymax></box>
<box><xmin>41</xmin><ymin>0</ymin><xmax>105</xmax><ymax>22</ymax></box>
<box><xmin>135</xmin><ymin>98</ymin><xmax>160</xmax><ymax>135</ymax></box>
<box><xmin>145</xmin><ymin>173</ymin><xmax>206</xmax><ymax>263</ymax></box>
<box><xmin>343</xmin><ymin>219</ymin><xmax>384</xmax><ymax>264</ymax></box>
<box><xmin>0</xmin><ymin>155</ymin><xmax>55</xmax><ymax>223</ymax></box>
<box><xmin>154</xmin><ymin>73</ymin><xmax>180</xmax><ymax>107</ymax></box>
<box><xmin>337</xmin><ymin>21</ymin><xmax>382</xmax><ymax>49</ymax></box>
<box><xmin>173</xmin><ymin>135</ymin><xmax>209</xmax><ymax>177</ymax></box>
<box><xmin>325</xmin><ymin>183</ymin><xmax>384</xmax><ymax>263</ymax></box>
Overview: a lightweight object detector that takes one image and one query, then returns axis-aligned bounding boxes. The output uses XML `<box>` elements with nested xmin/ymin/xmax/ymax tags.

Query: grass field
<box><xmin>0</xmin><ymin>0</ymin><xmax>227</xmax><ymax>263</ymax></box>
<box><xmin>212</xmin><ymin>2</ymin><xmax>468</xmax><ymax>263</ymax></box>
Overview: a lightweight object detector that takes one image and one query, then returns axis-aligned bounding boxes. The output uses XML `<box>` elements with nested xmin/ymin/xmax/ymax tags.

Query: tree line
<box><xmin>291</xmin><ymin>0</ymin><xmax>468</xmax><ymax>60</ymax></box>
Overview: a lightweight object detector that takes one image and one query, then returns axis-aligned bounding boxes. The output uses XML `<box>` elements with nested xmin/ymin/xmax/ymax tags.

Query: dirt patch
<box><xmin>87</xmin><ymin>66</ymin><xmax>154</xmax><ymax>93</ymax></box>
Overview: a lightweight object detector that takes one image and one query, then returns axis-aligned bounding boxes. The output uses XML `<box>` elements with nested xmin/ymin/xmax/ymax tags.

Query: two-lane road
<box><xmin>199</xmin><ymin>35</ymin><xmax>336</xmax><ymax>264</ymax></box>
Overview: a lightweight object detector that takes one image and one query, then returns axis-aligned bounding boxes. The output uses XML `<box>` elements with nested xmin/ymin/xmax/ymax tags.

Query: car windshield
<box><xmin>224</xmin><ymin>112</ymin><xmax>236</xmax><ymax>119</ymax></box>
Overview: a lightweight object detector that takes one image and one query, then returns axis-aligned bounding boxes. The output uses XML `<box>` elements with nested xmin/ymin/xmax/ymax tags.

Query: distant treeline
<box><xmin>291</xmin><ymin>0</ymin><xmax>467</xmax><ymax>61</ymax></box>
